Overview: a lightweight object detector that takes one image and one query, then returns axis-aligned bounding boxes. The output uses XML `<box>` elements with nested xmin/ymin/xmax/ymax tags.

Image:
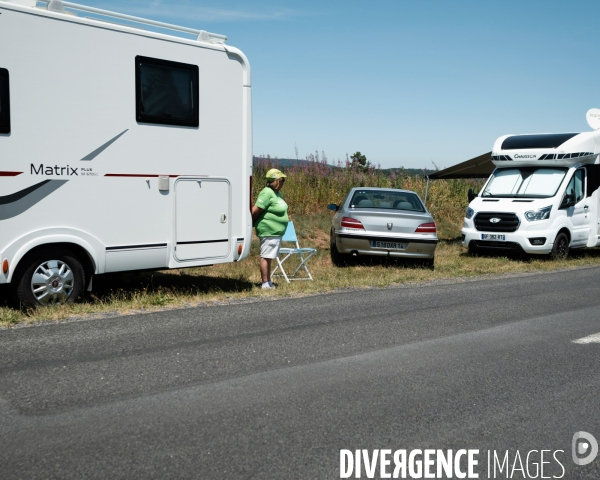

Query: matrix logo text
<box><xmin>31</xmin><ymin>163</ymin><xmax>78</xmax><ymax>176</ymax></box>
<box><xmin>340</xmin><ymin>449</ymin><xmax>479</xmax><ymax>479</ymax></box>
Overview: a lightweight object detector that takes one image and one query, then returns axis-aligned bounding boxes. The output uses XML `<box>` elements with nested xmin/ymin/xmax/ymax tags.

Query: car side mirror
<box><xmin>467</xmin><ymin>188</ymin><xmax>477</xmax><ymax>202</ymax></box>
<box><xmin>327</xmin><ymin>203</ymin><xmax>339</xmax><ymax>211</ymax></box>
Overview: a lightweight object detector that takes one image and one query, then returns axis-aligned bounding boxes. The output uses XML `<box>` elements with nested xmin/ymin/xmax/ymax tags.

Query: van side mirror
<box><xmin>467</xmin><ymin>188</ymin><xmax>477</xmax><ymax>202</ymax></box>
<box><xmin>561</xmin><ymin>193</ymin><xmax>575</xmax><ymax>208</ymax></box>
<box><xmin>327</xmin><ymin>203</ymin><xmax>339</xmax><ymax>211</ymax></box>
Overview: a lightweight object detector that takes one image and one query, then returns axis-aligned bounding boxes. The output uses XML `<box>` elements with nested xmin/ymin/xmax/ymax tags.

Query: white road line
<box><xmin>572</xmin><ymin>333</ymin><xmax>600</xmax><ymax>344</ymax></box>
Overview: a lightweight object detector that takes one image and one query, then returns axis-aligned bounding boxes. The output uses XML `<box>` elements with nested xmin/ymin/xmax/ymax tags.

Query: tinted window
<box><xmin>350</xmin><ymin>190</ymin><xmax>425</xmax><ymax>212</ymax></box>
<box><xmin>0</xmin><ymin>69</ymin><xmax>10</xmax><ymax>134</ymax></box>
<box><xmin>135</xmin><ymin>56</ymin><xmax>199</xmax><ymax>127</ymax></box>
<box><xmin>501</xmin><ymin>133</ymin><xmax>579</xmax><ymax>150</ymax></box>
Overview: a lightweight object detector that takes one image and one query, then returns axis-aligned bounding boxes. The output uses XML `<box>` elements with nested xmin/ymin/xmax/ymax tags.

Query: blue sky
<box><xmin>81</xmin><ymin>1</ymin><xmax>599</xmax><ymax>169</ymax></box>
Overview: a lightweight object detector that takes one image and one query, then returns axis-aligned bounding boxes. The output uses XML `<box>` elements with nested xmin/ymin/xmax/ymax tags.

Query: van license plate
<box><xmin>481</xmin><ymin>234</ymin><xmax>505</xmax><ymax>241</ymax></box>
<box><xmin>371</xmin><ymin>241</ymin><xmax>407</xmax><ymax>250</ymax></box>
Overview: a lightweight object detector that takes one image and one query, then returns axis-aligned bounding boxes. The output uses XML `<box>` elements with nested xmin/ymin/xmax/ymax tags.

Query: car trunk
<box><xmin>349</xmin><ymin>209</ymin><xmax>430</xmax><ymax>235</ymax></box>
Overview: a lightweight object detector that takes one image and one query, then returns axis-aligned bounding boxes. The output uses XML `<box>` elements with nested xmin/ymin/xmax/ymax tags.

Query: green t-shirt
<box><xmin>255</xmin><ymin>187</ymin><xmax>289</xmax><ymax>237</ymax></box>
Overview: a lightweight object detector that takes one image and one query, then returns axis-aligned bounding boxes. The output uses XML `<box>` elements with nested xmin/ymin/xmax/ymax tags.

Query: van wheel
<box><xmin>14</xmin><ymin>248</ymin><xmax>85</xmax><ymax>308</ymax></box>
<box><xmin>468</xmin><ymin>242</ymin><xmax>479</xmax><ymax>255</ymax></box>
<box><xmin>330</xmin><ymin>230</ymin><xmax>348</xmax><ymax>266</ymax></box>
<box><xmin>550</xmin><ymin>233</ymin><xmax>569</xmax><ymax>260</ymax></box>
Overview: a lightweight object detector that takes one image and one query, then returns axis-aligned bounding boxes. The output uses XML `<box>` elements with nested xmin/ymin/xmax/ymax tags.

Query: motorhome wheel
<box><xmin>15</xmin><ymin>248</ymin><xmax>85</xmax><ymax>308</ymax></box>
<box><xmin>550</xmin><ymin>232</ymin><xmax>569</xmax><ymax>260</ymax></box>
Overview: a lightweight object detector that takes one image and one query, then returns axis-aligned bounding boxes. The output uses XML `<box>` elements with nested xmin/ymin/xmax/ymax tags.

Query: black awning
<box><xmin>428</xmin><ymin>151</ymin><xmax>494</xmax><ymax>179</ymax></box>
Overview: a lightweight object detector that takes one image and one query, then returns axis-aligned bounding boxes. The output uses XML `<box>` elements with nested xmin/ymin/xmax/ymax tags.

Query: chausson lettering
<box><xmin>514</xmin><ymin>154</ymin><xmax>537</xmax><ymax>159</ymax></box>
<box><xmin>31</xmin><ymin>164</ymin><xmax>78</xmax><ymax>176</ymax></box>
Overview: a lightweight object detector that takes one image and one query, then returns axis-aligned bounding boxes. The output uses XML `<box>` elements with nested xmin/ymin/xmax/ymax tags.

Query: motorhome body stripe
<box><xmin>106</xmin><ymin>243</ymin><xmax>167</xmax><ymax>251</ymax></box>
<box><xmin>81</xmin><ymin>129</ymin><xmax>129</xmax><ymax>161</ymax></box>
<box><xmin>0</xmin><ymin>171</ymin><xmax>22</xmax><ymax>176</ymax></box>
<box><xmin>0</xmin><ymin>180</ymin><xmax>67</xmax><ymax>220</ymax></box>
<box><xmin>177</xmin><ymin>239</ymin><xmax>228</xmax><ymax>245</ymax></box>
<box><xmin>104</xmin><ymin>174</ymin><xmax>208</xmax><ymax>177</ymax></box>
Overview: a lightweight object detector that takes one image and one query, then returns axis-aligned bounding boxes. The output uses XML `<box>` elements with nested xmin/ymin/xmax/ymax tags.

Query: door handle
<box><xmin>584</xmin><ymin>205</ymin><xmax>589</xmax><ymax>210</ymax></box>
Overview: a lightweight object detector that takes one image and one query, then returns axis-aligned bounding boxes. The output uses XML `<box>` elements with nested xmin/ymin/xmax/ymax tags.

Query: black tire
<box><xmin>423</xmin><ymin>257</ymin><xmax>435</xmax><ymax>270</ymax></box>
<box><xmin>467</xmin><ymin>242</ymin><xmax>479</xmax><ymax>256</ymax></box>
<box><xmin>550</xmin><ymin>232</ymin><xmax>569</xmax><ymax>260</ymax></box>
<box><xmin>330</xmin><ymin>230</ymin><xmax>348</xmax><ymax>267</ymax></box>
<box><xmin>13</xmin><ymin>247</ymin><xmax>85</xmax><ymax>308</ymax></box>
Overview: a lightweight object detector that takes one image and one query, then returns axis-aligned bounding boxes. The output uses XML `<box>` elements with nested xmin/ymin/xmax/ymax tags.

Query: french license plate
<box><xmin>371</xmin><ymin>241</ymin><xmax>407</xmax><ymax>250</ymax></box>
<box><xmin>481</xmin><ymin>234</ymin><xmax>506</xmax><ymax>241</ymax></box>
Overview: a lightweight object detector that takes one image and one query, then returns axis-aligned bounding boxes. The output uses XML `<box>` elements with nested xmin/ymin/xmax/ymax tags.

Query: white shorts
<box><xmin>260</xmin><ymin>236</ymin><xmax>282</xmax><ymax>259</ymax></box>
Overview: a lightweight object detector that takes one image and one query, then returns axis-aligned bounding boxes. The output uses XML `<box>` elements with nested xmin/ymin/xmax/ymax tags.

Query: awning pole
<box><xmin>424</xmin><ymin>176</ymin><xmax>430</xmax><ymax>208</ymax></box>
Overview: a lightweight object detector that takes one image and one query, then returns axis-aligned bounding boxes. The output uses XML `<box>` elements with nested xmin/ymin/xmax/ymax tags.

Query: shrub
<box><xmin>253</xmin><ymin>155</ymin><xmax>484</xmax><ymax>239</ymax></box>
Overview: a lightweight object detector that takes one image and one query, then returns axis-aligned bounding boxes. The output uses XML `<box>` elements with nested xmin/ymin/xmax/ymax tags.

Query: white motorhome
<box><xmin>462</xmin><ymin>111</ymin><xmax>600</xmax><ymax>258</ymax></box>
<box><xmin>0</xmin><ymin>0</ymin><xmax>253</xmax><ymax>307</ymax></box>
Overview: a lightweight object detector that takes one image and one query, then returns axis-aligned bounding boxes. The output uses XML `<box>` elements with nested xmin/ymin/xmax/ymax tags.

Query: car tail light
<box><xmin>341</xmin><ymin>217</ymin><xmax>364</xmax><ymax>229</ymax></box>
<box><xmin>415</xmin><ymin>222</ymin><xmax>436</xmax><ymax>233</ymax></box>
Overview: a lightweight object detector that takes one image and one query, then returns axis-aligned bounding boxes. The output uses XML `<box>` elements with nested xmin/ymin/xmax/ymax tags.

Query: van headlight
<box><xmin>524</xmin><ymin>205</ymin><xmax>552</xmax><ymax>221</ymax></box>
<box><xmin>465</xmin><ymin>207</ymin><xmax>475</xmax><ymax>219</ymax></box>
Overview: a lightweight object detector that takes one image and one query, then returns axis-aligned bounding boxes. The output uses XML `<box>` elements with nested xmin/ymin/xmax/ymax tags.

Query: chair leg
<box><xmin>289</xmin><ymin>252</ymin><xmax>315</xmax><ymax>280</ymax></box>
<box><xmin>275</xmin><ymin>256</ymin><xmax>290</xmax><ymax>283</ymax></box>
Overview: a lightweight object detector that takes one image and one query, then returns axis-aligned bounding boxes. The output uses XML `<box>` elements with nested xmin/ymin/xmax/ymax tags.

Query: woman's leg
<box><xmin>260</xmin><ymin>257</ymin><xmax>272</xmax><ymax>283</ymax></box>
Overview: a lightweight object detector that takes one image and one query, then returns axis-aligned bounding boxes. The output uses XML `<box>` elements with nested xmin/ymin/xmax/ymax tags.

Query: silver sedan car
<box><xmin>328</xmin><ymin>187</ymin><xmax>438</xmax><ymax>266</ymax></box>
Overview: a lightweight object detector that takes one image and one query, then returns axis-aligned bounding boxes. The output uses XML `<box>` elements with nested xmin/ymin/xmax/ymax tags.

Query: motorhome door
<box><xmin>174</xmin><ymin>178</ymin><xmax>231</xmax><ymax>261</ymax></box>
<box><xmin>564</xmin><ymin>168</ymin><xmax>590</xmax><ymax>247</ymax></box>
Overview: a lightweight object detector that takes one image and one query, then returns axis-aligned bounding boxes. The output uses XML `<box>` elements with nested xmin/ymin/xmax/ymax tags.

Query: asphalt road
<box><xmin>1</xmin><ymin>267</ymin><xmax>599</xmax><ymax>479</ymax></box>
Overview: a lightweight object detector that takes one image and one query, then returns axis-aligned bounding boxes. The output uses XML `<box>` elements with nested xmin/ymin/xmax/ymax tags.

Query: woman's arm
<box><xmin>251</xmin><ymin>205</ymin><xmax>264</xmax><ymax>223</ymax></box>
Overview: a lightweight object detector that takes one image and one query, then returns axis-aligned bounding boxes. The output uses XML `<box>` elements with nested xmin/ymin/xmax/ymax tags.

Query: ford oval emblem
<box><xmin>490</xmin><ymin>217</ymin><xmax>501</xmax><ymax>223</ymax></box>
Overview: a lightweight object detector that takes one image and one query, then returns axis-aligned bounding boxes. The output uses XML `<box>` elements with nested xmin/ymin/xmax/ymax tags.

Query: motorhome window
<box><xmin>0</xmin><ymin>69</ymin><xmax>9</xmax><ymax>134</ymax></box>
<box><xmin>135</xmin><ymin>56</ymin><xmax>199</xmax><ymax>127</ymax></box>
<box><xmin>482</xmin><ymin>168</ymin><xmax>567</xmax><ymax>198</ymax></box>
<box><xmin>350</xmin><ymin>190</ymin><xmax>425</xmax><ymax>211</ymax></box>
<box><xmin>501</xmin><ymin>133</ymin><xmax>579</xmax><ymax>150</ymax></box>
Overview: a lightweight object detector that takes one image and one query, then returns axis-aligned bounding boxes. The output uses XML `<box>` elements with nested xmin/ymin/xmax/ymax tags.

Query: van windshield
<box><xmin>481</xmin><ymin>167</ymin><xmax>567</xmax><ymax>198</ymax></box>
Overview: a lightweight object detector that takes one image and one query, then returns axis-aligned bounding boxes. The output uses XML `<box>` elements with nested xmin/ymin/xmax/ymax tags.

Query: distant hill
<box><xmin>253</xmin><ymin>157</ymin><xmax>320</xmax><ymax>168</ymax></box>
<box><xmin>253</xmin><ymin>157</ymin><xmax>433</xmax><ymax>177</ymax></box>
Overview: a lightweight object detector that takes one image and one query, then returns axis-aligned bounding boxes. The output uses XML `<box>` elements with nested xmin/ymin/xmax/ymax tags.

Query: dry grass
<box><xmin>2</xmin><ymin>211</ymin><xmax>600</xmax><ymax>328</ymax></box>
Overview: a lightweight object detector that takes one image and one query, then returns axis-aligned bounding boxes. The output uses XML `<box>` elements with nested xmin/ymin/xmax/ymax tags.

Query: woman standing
<box><xmin>251</xmin><ymin>168</ymin><xmax>289</xmax><ymax>289</ymax></box>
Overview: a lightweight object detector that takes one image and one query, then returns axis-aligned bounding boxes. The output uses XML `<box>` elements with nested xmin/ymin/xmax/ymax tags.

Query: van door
<box><xmin>563</xmin><ymin>168</ymin><xmax>589</xmax><ymax>247</ymax></box>
<box><xmin>174</xmin><ymin>178</ymin><xmax>231</xmax><ymax>261</ymax></box>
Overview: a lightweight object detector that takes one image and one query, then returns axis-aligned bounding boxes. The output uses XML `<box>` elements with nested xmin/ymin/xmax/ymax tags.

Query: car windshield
<box><xmin>349</xmin><ymin>190</ymin><xmax>425</xmax><ymax>212</ymax></box>
<box><xmin>481</xmin><ymin>167</ymin><xmax>567</xmax><ymax>198</ymax></box>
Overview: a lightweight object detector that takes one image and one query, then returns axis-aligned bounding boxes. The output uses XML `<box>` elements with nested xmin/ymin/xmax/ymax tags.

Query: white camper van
<box><xmin>462</xmin><ymin>111</ymin><xmax>600</xmax><ymax>258</ymax></box>
<box><xmin>0</xmin><ymin>0</ymin><xmax>253</xmax><ymax>307</ymax></box>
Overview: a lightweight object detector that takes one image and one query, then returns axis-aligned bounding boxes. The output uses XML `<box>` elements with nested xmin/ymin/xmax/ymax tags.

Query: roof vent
<box><xmin>197</xmin><ymin>30</ymin><xmax>211</xmax><ymax>43</ymax></box>
<box><xmin>47</xmin><ymin>0</ymin><xmax>67</xmax><ymax>13</ymax></box>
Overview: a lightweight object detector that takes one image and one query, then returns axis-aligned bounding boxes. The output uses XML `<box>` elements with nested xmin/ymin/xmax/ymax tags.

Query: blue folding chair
<box><xmin>271</xmin><ymin>221</ymin><xmax>316</xmax><ymax>282</ymax></box>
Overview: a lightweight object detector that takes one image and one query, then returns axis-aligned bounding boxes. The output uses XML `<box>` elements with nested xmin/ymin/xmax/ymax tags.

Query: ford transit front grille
<box><xmin>474</xmin><ymin>212</ymin><xmax>520</xmax><ymax>232</ymax></box>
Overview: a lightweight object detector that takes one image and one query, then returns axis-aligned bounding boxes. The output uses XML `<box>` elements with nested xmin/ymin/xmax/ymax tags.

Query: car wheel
<box><xmin>468</xmin><ymin>242</ymin><xmax>479</xmax><ymax>256</ymax></box>
<box><xmin>550</xmin><ymin>232</ymin><xmax>569</xmax><ymax>260</ymax></box>
<box><xmin>423</xmin><ymin>257</ymin><xmax>435</xmax><ymax>270</ymax></box>
<box><xmin>14</xmin><ymin>248</ymin><xmax>85</xmax><ymax>308</ymax></box>
<box><xmin>330</xmin><ymin>230</ymin><xmax>348</xmax><ymax>266</ymax></box>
